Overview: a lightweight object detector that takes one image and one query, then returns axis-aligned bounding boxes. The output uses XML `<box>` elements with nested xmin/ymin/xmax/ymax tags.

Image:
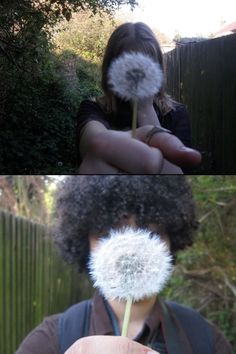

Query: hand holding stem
<box><xmin>132</xmin><ymin>96</ymin><xmax>161</xmax><ymax>138</ymax></box>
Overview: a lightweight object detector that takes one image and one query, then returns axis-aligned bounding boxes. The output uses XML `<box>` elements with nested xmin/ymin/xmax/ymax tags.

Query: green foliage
<box><xmin>53</xmin><ymin>11</ymin><xmax>116</xmax><ymax>63</ymax></box>
<box><xmin>0</xmin><ymin>0</ymin><xmax>135</xmax><ymax>69</ymax></box>
<box><xmin>76</xmin><ymin>57</ymin><xmax>102</xmax><ymax>98</ymax></box>
<box><xmin>162</xmin><ymin>176</ymin><xmax>236</xmax><ymax>351</ymax></box>
<box><xmin>0</xmin><ymin>176</ymin><xmax>49</xmax><ymax>222</ymax></box>
<box><xmin>0</xmin><ymin>50</ymin><xmax>78</xmax><ymax>173</ymax></box>
<box><xmin>0</xmin><ymin>1</ymin><xmax>134</xmax><ymax>172</ymax></box>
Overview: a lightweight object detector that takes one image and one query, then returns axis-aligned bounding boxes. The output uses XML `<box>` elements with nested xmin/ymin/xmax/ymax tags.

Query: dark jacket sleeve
<box><xmin>210</xmin><ymin>322</ymin><xmax>233</xmax><ymax>354</ymax></box>
<box><xmin>76</xmin><ymin>100</ymin><xmax>112</xmax><ymax>165</ymax></box>
<box><xmin>15</xmin><ymin>315</ymin><xmax>60</xmax><ymax>354</ymax></box>
<box><xmin>76</xmin><ymin>100</ymin><xmax>111</xmax><ymax>139</ymax></box>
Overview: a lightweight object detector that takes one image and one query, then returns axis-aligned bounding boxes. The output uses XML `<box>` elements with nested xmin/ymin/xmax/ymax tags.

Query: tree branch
<box><xmin>178</xmin><ymin>265</ymin><xmax>236</xmax><ymax>298</ymax></box>
<box><xmin>197</xmin><ymin>294</ymin><xmax>214</xmax><ymax>312</ymax></box>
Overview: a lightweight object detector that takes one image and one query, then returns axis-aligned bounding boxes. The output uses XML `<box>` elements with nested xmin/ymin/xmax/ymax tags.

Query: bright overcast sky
<box><xmin>117</xmin><ymin>0</ymin><xmax>236</xmax><ymax>39</ymax></box>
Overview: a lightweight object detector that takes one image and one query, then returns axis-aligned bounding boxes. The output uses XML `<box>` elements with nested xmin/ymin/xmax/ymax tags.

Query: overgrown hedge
<box><xmin>0</xmin><ymin>5</ymin><xmax>118</xmax><ymax>173</ymax></box>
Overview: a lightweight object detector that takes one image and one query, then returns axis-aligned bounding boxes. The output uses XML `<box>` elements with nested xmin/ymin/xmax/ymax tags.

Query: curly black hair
<box><xmin>52</xmin><ymin>176</ymin><xmax>198</xmax><ymax>272</ymax></box>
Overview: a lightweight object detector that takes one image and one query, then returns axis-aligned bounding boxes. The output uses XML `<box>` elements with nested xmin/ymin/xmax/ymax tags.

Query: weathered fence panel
<box><xmin>0</xmin><ymin>210</ymin><xmax>93</xmax><ymax>354</ymax></box>
<box><xmin>164</xmin><ymin>33</ymin><xmax>236</xmax><ymax>173</ymax></box>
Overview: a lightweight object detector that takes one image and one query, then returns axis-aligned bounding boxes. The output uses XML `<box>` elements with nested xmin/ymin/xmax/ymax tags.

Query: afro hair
<box><xmin>52</xmin><ymin>176</ymin><xmax>198</xmax><ymax>272</ymax></box>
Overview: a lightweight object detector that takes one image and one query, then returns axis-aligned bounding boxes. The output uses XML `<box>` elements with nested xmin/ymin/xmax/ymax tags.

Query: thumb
<box><xmin>148</xmin><ymin>132</ymin><xmax>201</xmax><ymax>167</ymax></box>
<box><xmin>135</xmin><ymin>125</ymin><xmax>201</xmax><ymax>168</ymax></box>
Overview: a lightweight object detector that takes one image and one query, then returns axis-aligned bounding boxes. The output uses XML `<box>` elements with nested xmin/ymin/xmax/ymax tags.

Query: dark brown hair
<box><xmin>97</xmin><ymin>22</ymin><xmax>176</xmax><ymax>115</ymax></box>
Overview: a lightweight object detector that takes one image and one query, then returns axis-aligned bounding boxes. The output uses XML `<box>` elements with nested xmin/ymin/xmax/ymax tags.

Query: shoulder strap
<box><xmin>166</xmin><ymin>301</ymin><xmax>214</xmax><ymax>354</ymax></box>
<box><xmin>58</xmin><ymin>300</ymin><xmax>91</xmax><ymax>354</ymax></box>
<box><xmin>58</xmin><ymin>299</ymin><xmax>214</xmax><ymax>354</ymax></box>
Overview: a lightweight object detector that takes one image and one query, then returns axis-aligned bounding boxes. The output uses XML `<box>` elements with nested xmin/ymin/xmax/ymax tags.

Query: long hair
<box><xmin>97</xmin><ymin>22</ymin><xmax>176</xmax><ymax>116</ymax></box>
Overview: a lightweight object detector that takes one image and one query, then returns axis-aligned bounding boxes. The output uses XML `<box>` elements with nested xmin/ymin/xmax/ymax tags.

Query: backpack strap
<box><xmin>165</xmin><ymin>301</ymin><xmax>214</xmax><ymax>354</ymax></box>
<box><xmin>58</xmin><ymin>299</ymin><xmax>214</xmax><ymax>354</ymax></box>
<box><xmin>58</xmin><ymin>300</ymin><xmax>91</xmax><ymax>354</ymax></box>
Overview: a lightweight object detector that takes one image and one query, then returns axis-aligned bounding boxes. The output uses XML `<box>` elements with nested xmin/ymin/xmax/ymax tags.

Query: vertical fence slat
<box><xmin>0</xmin><ymin>209</ymin><xmax>93</xmax><ymax>354</ymax></box>
<box><xmin>5</xmin><ymin>212</ymin><xmax>11</xmax><ymax>354</ymax></box>
<box><xmin>15</xmin><ymin>213</ymin><xmax>21</xmax><ymax>348</ymax></box>
<box><xmin>164</xmin><ymin>33</ymin><xmax>236</xmax><ymax>173</ymax></box>
<box><xmin>10</xmin><ymin>212</ymin><xmax>16</xmax><ymax>354</ymax></box>
<box><xmin>0</xmin><ymin>212</ymin><xmax>5</xmax><ymax>354</ymax></box>
<box><xmin>22</xmin><ymin>217</ymin><xmax>27</xmax><ymax>341</ymax></box>
<box><xmin>31</xmin><ymin>223</ymin><xmax>35</xmax><ymax>330</ymax></box>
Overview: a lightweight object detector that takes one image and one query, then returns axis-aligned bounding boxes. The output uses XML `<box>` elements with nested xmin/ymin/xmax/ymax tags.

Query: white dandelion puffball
<box><xmin>107</xmin><ymin>52</ymin><xmax>164</xmax><ymax>101</ymax></box>
<box><xmin>88</xmin><ymin>227</ymin><xmax>173</xmax><ymax>302</ymax></box>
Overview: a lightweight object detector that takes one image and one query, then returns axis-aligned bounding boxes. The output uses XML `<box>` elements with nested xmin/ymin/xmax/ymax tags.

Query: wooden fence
<box><xmin>0</xmin><ymin>210</ymin><xmax>93</xmax><ymax>354</ymax></box>
<box><xmin>164</xmin><ymin>33</ymin><xmax>236</xmax><ymax>173</ymax></box>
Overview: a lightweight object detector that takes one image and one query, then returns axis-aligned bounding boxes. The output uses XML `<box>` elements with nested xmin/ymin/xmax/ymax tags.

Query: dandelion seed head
<box><xmin>107</xmin><ymin>52</ymin><xmax>164</xmax><ymax>101</ymax></box>
<box><xmin>88</xmin><ymin>227</ymin><xmax>173</xmax><ymax>301</ymax></box>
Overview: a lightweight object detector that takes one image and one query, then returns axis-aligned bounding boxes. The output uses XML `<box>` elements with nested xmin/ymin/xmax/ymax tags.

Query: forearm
<box><xmin>79</xmin><ymin>121</ymin><xmax>108</xmax><ymax>158</ymax></box>
<box><xmin>78</xmin><ymin>121</ymin><xmax>197</xmax><ymax>174</ymax></box>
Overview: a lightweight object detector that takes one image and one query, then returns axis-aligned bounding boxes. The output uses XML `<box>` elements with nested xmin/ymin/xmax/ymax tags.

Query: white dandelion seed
<box><xmin>107</xmin><ymin>52</ymin><xmax>164</xmax><ymax>102</ymax></box>
<box><xmin>88</xmin><ymin>227</ymin><xmax>173</xmax><ymax>302</ymax></box>
<box><xmin>107</xmin><ymin>52</ymin><xmax>164</xmax><ymax>137</ymax></box>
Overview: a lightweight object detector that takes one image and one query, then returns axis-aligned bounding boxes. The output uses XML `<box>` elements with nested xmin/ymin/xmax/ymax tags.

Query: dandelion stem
<box><xmin>132</xmin><ymin>99</ymin><xmax>138</xmax><ymax>138</ymax></box>
<box><xmin>121</xmin><ymin>297</ymin><xmax>133</xmax><ymax>337</ymax></box>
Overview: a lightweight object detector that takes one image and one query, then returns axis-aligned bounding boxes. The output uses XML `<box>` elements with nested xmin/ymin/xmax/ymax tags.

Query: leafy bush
<box><xmin>0</xmin><ymin>2</ymin><xmax>131</xmax><ymax>173</ymax></box>
<box><xmin>53</xmin><ymin>11</ymin><xmax>116</xmax><ymax>63</ymax></box>
<box><xmin>0</xmin><ymin>49</ymin><xmax>79</xmax><ymax>173</ymax></box>
<box><xmin>162</xmin><ymin>176</ymin><xmax>236</xmax><ymax>351</ymax></box>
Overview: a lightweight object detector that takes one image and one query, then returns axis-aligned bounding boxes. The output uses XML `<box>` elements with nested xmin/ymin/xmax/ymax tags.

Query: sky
<box><xmin>117</xmin><ymin>0</ymin><xmax>236</xmax><ymax>39</ymax></box>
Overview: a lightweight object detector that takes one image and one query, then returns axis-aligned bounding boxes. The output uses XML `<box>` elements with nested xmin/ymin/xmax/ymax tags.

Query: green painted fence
<box><xmin>164</xmin><ymin>33</ymin><xmax>236</xmax><ymax>173</ymax></box>
<box><xmin>0</xmin><ymin>209</ymin><xmax>93</xmax><ymax>354</ymax></box>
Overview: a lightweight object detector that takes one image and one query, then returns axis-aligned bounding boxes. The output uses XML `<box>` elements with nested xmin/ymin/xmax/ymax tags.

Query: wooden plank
<box><xmin>5</xmin><ymin>212</ymin><xmax>11</xmax><ymax>354</ymax></box>
<box><xmin>10</xmin><ymin>212</ymin><xmax>17</xmax><ymax>353</ymax></box>
<box><xmin>0</xmin><ymin>211</ymin><xmax>4</xmax><ymax>354</ymax></box>
<box><xmin>0</xmin><ymin>210</ymin><xmax>94</xmax><ymax>353</ymax></box>
<box><xmin>164</xmin><ymin>33</ymin><xmax>236</xmax><ymax>173</ymax></box>
<box><xmin>31</xmin><ymin>221</ymin><xmax>37</xmax><ymax>330</ymax></box>
<box><xmin>21</xmin><ymin>217</ymin><xmax>27</xmax><ymax>341</ymax></box>
<box><xmin>15</xmin><ymin>212</ymin><xmax>21</xmax><ymax>349</ymax></box>
<box><xmin>221</xmin><ymin>34</ymin><xmax>236</xmax><ymax>172</ymax></box>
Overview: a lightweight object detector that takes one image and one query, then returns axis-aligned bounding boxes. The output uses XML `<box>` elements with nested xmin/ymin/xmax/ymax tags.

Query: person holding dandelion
<box><xmin>16</xmin><ymin>176</ymin><xmax>232</xmax><ymax>354</ymax></box>
<box><xmin>76</xmin><ymin>22</ymin><xmax>201</xmax><ymax>174</ymax></box>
